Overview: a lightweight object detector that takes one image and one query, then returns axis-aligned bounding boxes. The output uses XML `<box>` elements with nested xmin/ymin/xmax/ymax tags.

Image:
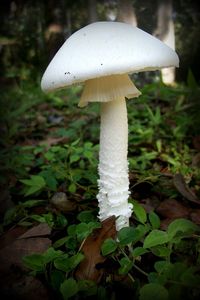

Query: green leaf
<box><xmin>68</xmin><ymin>183</ymin><xmax>76</xmax><ymax>193</ymax></box>
<box><xmin>60</xmin><ymin>278</ymin><xmax>78</xmax><ymax>300</ymax></box>
<box><xmin>76</xmin><ymin>223</ymin><xmax>90</xmax><ymax>241</ymax></box>
<box><xmin>118</xmin><ymin>227</ymin><xmax>137</xmax><ymax>245</ymax></box>
<box><xmin>21</xmin><ymin>199</ymin><xmax>46</xmax><ymax>208</ymax></box>
<box><xmin>50</xmin><ymin>270</ymin><xmax>66</xmax><ymax>291</ymax></box>
<box><xmin>167</xmin><ymin>218</ymin><xmax>199</xmax><ymax>240</ymax></box>
<box><xmin>70</xmin><ymin>154</ymin><xmax>80</xmax><ymax>164</ymax></box>
<box><xmin>149</xmin><ymin>211</ymin><xmax>160</xmax><ymax>229</ymax></box>
<box><xmin>67</xmin><ymin>253</ymin><xmax>85</xmax><ymax>270</ymax></box>
<box><xmin>43</xmin><ymin>247</ymin><xmax>64</xmax><ymax>264</ymax></box>
<box><xmin>132</xmin><ymin>247</ymin><xmax>149</xmax><ymax>258</ymax></box>
<box><xmin>65</xmin><ymin>236</ymin><xmax>77</xmax><ymax>250</ymax></box>
<box><xmin>54</xmin><ymin>252</ymin><xmax>84</xmax><ymax>272</ymax></box>
<box><xmin>187</xmin><ymin>69</ymin><xmax>198</xmax><ymax>89</ymax></box>
<box><xmin>151</xmin><ymin>245</ymin><xmax>171</xmax><ymax>257</ymax></box>
<box><xmin>101</xmin><ymin>238</ymin><xmax>118</xmax><ymax>256</ymax></box>
<box><xmin>22</xmin><ymin>253</ymin><xmax>44</xmax><ymax>272</ymax></box>
<box><xmin>118</xmin><ymin>257</ymin><xmax>133</xmax><ymax>275</ymax></box>
<box><xmin>53</xmin><ymin>236</ymin><xmax>69</xmax><ymax>248</ymax></box>
<box><xmin>67</xmin><ymin>224</ymin><xmax>77</xmax><ymax>236</ymax></box>
<box><xmin>139</xmin><ymin>283</ymin><xmax>169</xmax><ymax>300</ymax></box>
<box><xmin>21</xmin><ymin>175</ymin><xmax>46</xmax><ymax>196</ymax></box>
<box><xmin>77</xmin><ymin>211</ymin><xmax>95</xmax><ymax>223</ymax></box>
<box><xmin>54</xmin><ymin>257</ymin><xmax>71</xmax><ymax>272</ymax></box>
<box><xmin>148</xmin><ymin>272</ymin><xmax>167</xmax><ymax>285</ymax></box>
<box><xmin>133</xmin><ymin>200</ymin><xmax>147</xmax><ymax>224</ymax></box>
<box><xmin>78</xmin><ymin>280</ymin><xmax>97</xmax><ymax>296</ymax></box>
<box><xmin>143</xmin><ymin>230</ymin><xmax>169</xmax><ymax>249</ymax></box>
<box><xmin>154</xmin><ymin>261</ymin><xmax>172</xmax><ymax>274</ymax></box>
<box><xmin>118</xmin><ymin>225</ymin><xmax>149</xmax><ymax>246</ymax></box>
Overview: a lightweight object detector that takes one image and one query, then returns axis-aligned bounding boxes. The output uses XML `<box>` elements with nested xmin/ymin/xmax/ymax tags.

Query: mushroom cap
<box><xmin>41</xmin><ymin>21</ymin><xmax>179</xmax><ymax>92</ymax></box>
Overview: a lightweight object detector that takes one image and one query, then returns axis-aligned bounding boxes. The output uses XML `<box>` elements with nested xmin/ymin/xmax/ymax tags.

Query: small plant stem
<box><xmin>132</xmin><ymin>263</ymin><xmax>148</xmax><ymax>277</ymax></box>
<box><xmin>119</xmin><ymin>247</ymin><xmax>148</xmax><ymax>277</ymax></box>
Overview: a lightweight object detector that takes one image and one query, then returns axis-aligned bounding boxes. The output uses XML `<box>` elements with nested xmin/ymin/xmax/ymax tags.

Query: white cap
<box><xmin>41</xmin><ymin>21</ymin><xmax>179</xmax><ymax>92</ymax></box>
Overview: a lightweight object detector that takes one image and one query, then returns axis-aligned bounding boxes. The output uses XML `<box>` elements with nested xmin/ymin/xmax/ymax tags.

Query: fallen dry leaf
<box><xmin>75</xmin><ymin>216</ymin><xmax>116</xmax><ymax>283</ymax></box>
<box><xmin>193</xmin><ymin>136</ymin><xmax>200</xmax><ymax>151</ymax></box>
<box><xmin>0</xmin><ymin>224</ymin><xmax>52</xmax><ymax>299</ymax></box>
<box><xmin>0</xmin><ymin>237</ymin><xmax>51</xmax><ymax>274</ymax></box>
<box><xmin>0</xmin><ymin>224</ymin><xmax>51</xmax><ymax>278</ymax></box>
<box><xmin>1</xmin><ymin>274</ymin><xmax>51</xmax><ymax>300</ymax></box>
<box><xmin>39</xmin><ymin>136</ymin><xmax>68</xmax><ymax>149</ymax></box>
<box><xmin>173</xmin><ymin>173</ymin><xmax>200</xmax><ymax>205</ymax></box>
<box><xmin>0</xmin><ymin>226</ymin><xmax>27</xmax><ymax>250</ymax></box>
<box><xmin>19</xmin><ymin>223</ymin><xmax>51</xmax><ymax>239</ymax></box>
<box><xmin>189</xmin><ymin>209</ymin><xmax>200</xmax><ymax>225</ymax></box>
<box><xmin>156</xmin><ymin>198</ymin><xmax>190</xmax><ymax>219</ymax></box>
<box><xmin>192</xmin><ymin>153</ymin><xmax>200</xmax><ymax>168</ymax></box>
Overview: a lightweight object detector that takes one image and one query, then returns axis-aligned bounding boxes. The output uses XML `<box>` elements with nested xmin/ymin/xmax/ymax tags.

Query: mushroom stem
<box><xmin>79</xmin><ymin>74</ymin><xmax>141</xmax><ymax>231</ymax></box>
<box><xmin>97</xmin><ymin>98</ymin><xmax>132</xmax><ymax>231</ymax></box>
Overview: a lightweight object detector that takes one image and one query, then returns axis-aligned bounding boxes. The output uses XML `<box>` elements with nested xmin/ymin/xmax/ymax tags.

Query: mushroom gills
<box><xmin>78</xmin><ymin>74</ymin><xmax>141</xmax><ymax>107</ymax></box>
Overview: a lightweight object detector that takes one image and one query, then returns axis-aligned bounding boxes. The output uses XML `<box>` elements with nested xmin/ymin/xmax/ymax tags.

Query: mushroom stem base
<box><xmin>97</xmin><ymin>98</ymin><xmax>132</xmax><ymax>231</ymax></box>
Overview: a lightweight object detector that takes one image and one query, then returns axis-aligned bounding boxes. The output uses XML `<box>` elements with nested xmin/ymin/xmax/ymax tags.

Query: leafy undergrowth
<box><xmin>0</xmin><ymin>73</ymin><xmax>200</xmax><ymax>300</ymax></box>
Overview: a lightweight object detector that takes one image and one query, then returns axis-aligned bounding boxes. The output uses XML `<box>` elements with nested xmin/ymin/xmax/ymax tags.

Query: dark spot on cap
<box><xmin>73</xmin><ymin>76</ymin><xmax>76</xmax><ymax>79</ymax></box>
<box><xmin>65</xmin><ymin>71</ymin><xmax>71</xmax><ymax>75</ymax></box>
<box><xmin>101</xmin><ymin>63</ymin><xmax>103</xmax><ymax>66</ymax></box>
<box><xmin>52</xmin><ymin>81</ymin><xmax>55</xmax><ymax>84</ymax></box>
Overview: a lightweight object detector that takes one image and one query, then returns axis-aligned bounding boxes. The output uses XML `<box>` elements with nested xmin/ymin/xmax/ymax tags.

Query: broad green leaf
<box><xmin>151</xmin><ymin>245</ymin><xmax>171</xmax><ymax>257</ymax></box>
<box><xmin>78</xmin><ymin>280</ymin><xmax>97</xmax><ymax>296</ymax></box>
<box><xmin>118</xmin><ymin>225</ymin><xmax>149</xmax><ymax>246</ymax></box>
<box><xmin>53</xmin><ymin>236</ymin><xmax>69</xmax><ymax>248</ymax></box>
<box><xmin>143</xmin><ymin>230</ymin><xmax>169</xmax><ymax>249</ymax></box>
<box><xmin>60</xmin><ymin>278</ymin><xmax>78</xmax><ymax>300</ymax></box>
<box><xmin>67</xmin><ymin>253</ymin><xmax>85</xmax><ymax>270</ymax></box>
<box><xmin>21</xmin><ymin>199</ymin><xmax>46</xmax><ymax>208</ymax></box>
<box><xmin>118</xmin><ymin>227</ymin><xmax>137</xmax><ymax>245</ymax></box>
<box><xmin>67</xmin><ymin>224</ymin><xmax>77</xmax><ymax>236</ymax></box>
<box><xmin>22</xmin><ymin>253</ymin><xmax>44</xmax><ymax>272</ymax></box>
<box><xmin>132</xmin><ymin>200</ymin><xmax>147</xmax><ymax>224</ymax></box>
<box><xmin>55</xmin><ymin>253</ymin><xmax>84</xmax><ymax>272</ymax></box>
<box><xmin>70</xmin><ymin>154</ymin><xmax>80</xmax><ymax>164</ymax></box>
<box><xmin>21</xmin><ymin>175</ymin><xmax>46</xmax><ymax>196</ymax></box>
<box><xmin>149</xmin><ymin>211</ymin><xmax>160</xmax><ymax>229</ymax></box>
<box><xmin>139</xmin><ymin>283</ymin><xmax>169</xmax><ymax>300</ymax></box>
<box><xmin>43</xmin><ymin>247</ymin><xmax>64</xmax><ymax>264</ymax></box>
<box><xmin>76</xmin><ymin>223</ymin><xmax>91</xmax><ymax>241</ymax></box>
<box><xmin>68</xmin><ymin>183</ymin><xmax>76</xmax><ymax>193</ymax></box>
<box><xmin>132</xmin><ymin>247</ymin><xmax>149</xmax><ymax>258</ymax></box>
<box><xmin>148</xmin><ymin>272</ymin><xmax>167</xmax><ymax>285</ymax></box>
<box><xmin>187</xmin><ymin>69</ymin><xmax>198</xmax><ymax>89</ymax></box>
<box><xmin>167</xmin><ymin>218</ymin><xmax>199</xmax><ymax>240</ymax></box>
<box><xmin>101</xmin><ymin>238</ymin><xmax>117</xmax><ymax>256</ymax></box>
<box><xmin>54</xmin><ymin>257</ymin><xmax>71</xmax><ymax>272</ymax></box>
<box><xmin>50</xmin><ymin>270</ymin><xmax>65</xmax><ymax>291</ymax></box>
<box><xmin>77</xmin><ymin>210</ymin><xmax>95</xmax><ymax>223</ymax></box>
<box><xmin>154</xmin><ymin>261</ymin><xmax>172</xmax><ymax>274</ymax></box>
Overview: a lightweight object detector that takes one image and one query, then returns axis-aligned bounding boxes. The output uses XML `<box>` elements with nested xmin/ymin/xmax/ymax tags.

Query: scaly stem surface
<box><xmin>97</xmin><ymin>98</ymin><xmax>132</xmax><ymax>230</ymax></box>
<box><xmin>79</xmin><ymin>74</ymin><xmax>141</xmax><ymax>230</ymax></box>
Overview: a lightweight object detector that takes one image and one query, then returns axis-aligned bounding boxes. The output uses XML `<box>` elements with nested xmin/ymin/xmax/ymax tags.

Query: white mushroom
<box><xmin>41</xmin><ymin>21</ymin><xmax>179</xmax><ymax>231</ymax></box>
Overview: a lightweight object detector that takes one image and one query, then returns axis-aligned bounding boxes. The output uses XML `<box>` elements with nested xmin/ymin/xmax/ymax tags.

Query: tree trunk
<box><xmin>88</xmin><ymin>0</ymin><xmax>98</xmax><ymax>23</ymax></box>
<box><xmin>154</xmin><ymin>0</ymin><xmax>176</xmax><ymax>85</ymax></box>
<box><xmin>117</xmin><ymin>0</ymin><xmax>137</xmax><ymax>26</ymax></box>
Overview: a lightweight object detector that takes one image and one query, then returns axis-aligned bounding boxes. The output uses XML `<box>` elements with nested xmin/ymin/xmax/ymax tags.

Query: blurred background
<box><xmin>1</xmin><ymin>0</ymin><xmax>200</xmax><ymax>84</ymax></box>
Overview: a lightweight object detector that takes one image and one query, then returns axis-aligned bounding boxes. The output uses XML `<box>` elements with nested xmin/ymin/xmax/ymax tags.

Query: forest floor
<box><xmin>0</xmin><ymin>73</ymin><xmax>200</xmax><ymax>300</ymax></box>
